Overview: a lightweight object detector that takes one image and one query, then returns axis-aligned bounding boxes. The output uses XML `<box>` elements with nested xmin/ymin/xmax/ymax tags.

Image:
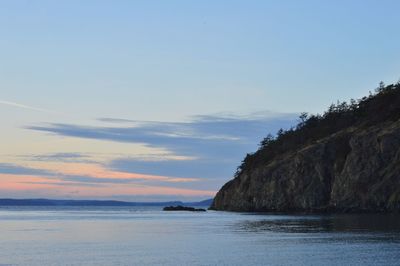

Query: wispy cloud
<box><xmin>26</xmin><ymin>112</ymin><xmax>298</xmax><ymax>182</ymax></box>
<box><xmin>20</xmin><ymin>152</ymin><xmax>94</xmax><ymax>163</ymax></box>
<box><xmin>0</xmin><ymin>172</ymin><xmax>216</xmax><ymax>201</ymax></box>
<box><xmin>19</xmin><ymin>181</ymin><xmax>106</xmax><ymax>188</ymax></box>
<box><xmin>0</xmin><ymin>162</ymin><xmax>199</xmax><ymax>185</ymax></box>
<box><xmin>0</xmin><ymin>163</ymin><xmax>54</xmax><ymax>176</ymax></box>
<box><xmin>0</xmin><ymin>100</ymin><xmax>55</xmax><ymax>113</ymax></box>
<box><xmin>27</xmin><ymin>112</ymin><xmax>297</xmax><ymax>155</ymax></box>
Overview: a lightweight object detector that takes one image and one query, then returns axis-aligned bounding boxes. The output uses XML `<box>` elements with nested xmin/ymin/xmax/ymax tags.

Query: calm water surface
<box><xmin>0</xmin><ymin>206</ymin><xmax>399</xmax><ymax>266</ymax></box>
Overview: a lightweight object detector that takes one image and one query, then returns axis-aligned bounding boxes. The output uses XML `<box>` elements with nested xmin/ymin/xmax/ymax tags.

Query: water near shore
<box><xmin>0</xmin><ymin>206</ymin><xmax>399</xmax><ymax>265</ymax></box>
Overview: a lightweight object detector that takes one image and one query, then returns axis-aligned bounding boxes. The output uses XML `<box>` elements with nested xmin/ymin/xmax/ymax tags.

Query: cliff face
<box><xmin>211</xmin><ymin>85</ymin><xmax>400</xmax><ymax>212</ymax></box>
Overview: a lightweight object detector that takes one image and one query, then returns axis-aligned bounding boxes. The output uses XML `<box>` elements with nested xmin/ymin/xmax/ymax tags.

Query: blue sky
<box><xmin>1</xmin><ymin>0</ymin><xmax>400</xmax><ymax>201</ymax></box>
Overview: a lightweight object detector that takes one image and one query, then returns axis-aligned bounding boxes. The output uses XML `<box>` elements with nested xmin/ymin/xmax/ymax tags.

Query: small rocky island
<box><xmin>163</xmin><ymin>205</ymin><xmax>206</xmax><ymax>212</ymax></box>
<box><xmin>211</xmin><ymin>82</ymin><xmax>400</xmax><ymax>213</ymax></box>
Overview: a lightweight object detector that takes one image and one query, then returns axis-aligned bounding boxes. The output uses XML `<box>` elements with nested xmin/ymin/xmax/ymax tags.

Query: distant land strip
<box><xmin>0</xmin><ymin>198</ymin><xmax>213</xmax><ymax>207</ymax></box>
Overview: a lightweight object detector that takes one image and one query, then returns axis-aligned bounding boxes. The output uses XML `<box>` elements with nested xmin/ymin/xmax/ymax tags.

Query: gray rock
<box><xmin>211</xmin><ymin>120</ymin><xmax>400</xmax><ymax>213</ymax></box>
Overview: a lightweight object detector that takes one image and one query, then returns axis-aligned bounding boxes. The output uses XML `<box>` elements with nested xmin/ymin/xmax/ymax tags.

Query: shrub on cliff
<box><xmin>235</xmin><ymin>82</ymin><xmax>400</xmax><ymax>177</ymax></box>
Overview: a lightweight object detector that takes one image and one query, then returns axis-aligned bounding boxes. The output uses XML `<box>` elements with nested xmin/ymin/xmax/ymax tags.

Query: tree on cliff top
<box><xmin>235</xmin><ymin>81</ymin><xmax>400</xmax><ymax>176</ymax></box>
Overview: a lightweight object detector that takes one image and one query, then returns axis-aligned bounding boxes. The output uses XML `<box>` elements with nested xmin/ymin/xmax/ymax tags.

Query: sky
<box><xmin>1</xmin><ymin>0</ymin><xmax>400</xmax><ymax>201</ymax></box>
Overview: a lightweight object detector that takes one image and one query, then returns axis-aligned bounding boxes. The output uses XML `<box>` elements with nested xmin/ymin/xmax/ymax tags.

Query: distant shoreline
<box><xmin>0</xmin><ymin>198</ymin><xmax>213</xmax><ymax>207</ymax></box>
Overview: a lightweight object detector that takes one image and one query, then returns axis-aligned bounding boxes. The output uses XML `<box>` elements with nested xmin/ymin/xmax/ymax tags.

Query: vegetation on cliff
<box><xmin>235</xmin><ymin>81</ymin><xmax>400</xmax><ymax>178</ymax></box>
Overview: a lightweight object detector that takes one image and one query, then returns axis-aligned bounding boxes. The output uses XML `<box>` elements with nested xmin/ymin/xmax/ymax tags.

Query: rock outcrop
<box><xmin>163</xmin><ymin>205</ymin><xmax>206</xmax><ymax>212</ymax></box>
<box><xmin>211</xmin><ymin>83</ymin><xmax>400</xmax><ymax>212</ymax></box>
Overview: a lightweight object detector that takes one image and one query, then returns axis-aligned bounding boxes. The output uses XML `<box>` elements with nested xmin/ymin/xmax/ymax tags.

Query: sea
<box><xmin>0</xmin><ymin>206</ymin><xmax>399</xmax><ymax>266</ymax></box>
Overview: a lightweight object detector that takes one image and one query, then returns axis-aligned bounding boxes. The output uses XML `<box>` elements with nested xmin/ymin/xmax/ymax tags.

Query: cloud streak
<box><xmin>0</xmin><ymin>173</ymin><xmax>216</xmax><ymax>201</ymax></box>
<box><xmin>0</xmin><ymin>163</ymin><xmax>54</xmax><ymax>176</ymax></box>
<box><xmin>27</xmin><ymin>112</ymin><xmax>297</xmax><ymax>155</ymax></box>
<box><xmin>0</xmin><ymin>162</ymin><xmax>198</xmax><ymax>185</ymax></box>
<box><xmin>0</xmin><ymin>100</ymin><xmax>54</xmax><ymax>113</ymax></box>
<box><xmin>20</xmin><ymin>152</ymin><xmax>94</xmax><ymax>163</ymax></box>
<box><xmin>26</xmin><ymin>112</ymin><xmax>298</xmax><ymax>183</ymax></box>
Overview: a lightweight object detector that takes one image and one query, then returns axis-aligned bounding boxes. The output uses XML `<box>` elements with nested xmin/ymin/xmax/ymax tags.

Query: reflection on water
<box><xmin>0</xmin><ymin>207</ymin><xmax>399</xmax><ymax>266</ymax></box>
<box><xmin>236</xmin><ymin>214</ymin><xmax>400</xmax><ymax>234</ymax></box>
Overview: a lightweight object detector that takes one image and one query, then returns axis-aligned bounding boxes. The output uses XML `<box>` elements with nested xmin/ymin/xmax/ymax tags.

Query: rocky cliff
<box><xmin>211</xmin><ymin>83</ymin><xmax>400</xmax><ymax>212</ymax></box>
